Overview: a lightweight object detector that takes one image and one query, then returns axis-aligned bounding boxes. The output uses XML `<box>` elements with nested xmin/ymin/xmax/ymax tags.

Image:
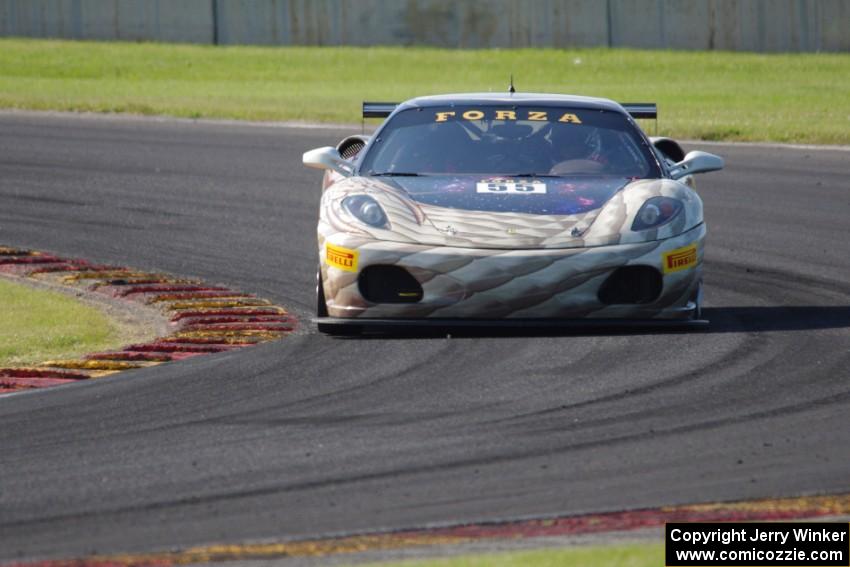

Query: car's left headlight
<box><xmin>631</xmin><ymin>196</ymin><xmax>682</xmax><ymax>231</ymax></box>
<box><xmin>342</xmin><ymin>195</ymin><xmax>390</xmax><ymax>229</ymax></box>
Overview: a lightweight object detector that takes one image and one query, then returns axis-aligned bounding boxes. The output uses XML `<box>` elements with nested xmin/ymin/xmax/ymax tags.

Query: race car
<box><xmin>303</xmin><ymin>92</ymin><xmax>724</xmax><ymax>333</ymax></box>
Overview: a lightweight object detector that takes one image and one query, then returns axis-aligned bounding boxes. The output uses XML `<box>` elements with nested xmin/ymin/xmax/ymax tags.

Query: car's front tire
<box><xmin>316</xmin><ymin>266</ymin><xmax>329</xmax><ymax>318</ymax></box>
<box><xmin>691</xmin><ymin>280</ymin><xmax>704</xmax><ymax>320</ymax></box>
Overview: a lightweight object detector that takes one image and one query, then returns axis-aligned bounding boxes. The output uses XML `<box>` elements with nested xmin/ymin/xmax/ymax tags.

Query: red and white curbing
<box><xmin>0</xmin><ymin>246</ymin><xmax>296</xmax><ymax>394</ymax></box>
<box><xmin>2</xmin><ymin>492</ymin><xmax>848</xmax><ymax>566</ymax></box>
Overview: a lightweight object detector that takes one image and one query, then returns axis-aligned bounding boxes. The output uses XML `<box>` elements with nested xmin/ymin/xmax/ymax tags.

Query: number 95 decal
<box><xmin>476</xmin><ymin>181</ymin><xmax>547</xmax><ymax>194</ymax></box>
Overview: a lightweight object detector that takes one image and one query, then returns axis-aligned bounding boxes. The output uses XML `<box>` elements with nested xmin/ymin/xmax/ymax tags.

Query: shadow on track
<box><xmin>703</xmin><ymin>306</ymin><xmax>850</xmax><ymax>333</ymax></box>
<box><xmin>320</xmin><ymin>306</ymin><xmax>850</xmax><ymax>339</ymax></box>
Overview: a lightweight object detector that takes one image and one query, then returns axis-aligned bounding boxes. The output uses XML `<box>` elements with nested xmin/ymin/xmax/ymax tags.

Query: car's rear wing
<box><xmin>362</xmin><ymin>102</ymin><xmax>400</xmax><ymax>118</ymax></box>
<box><xmin>362</xmin><ymin>101</ymin><xmax>657</xmax><ymax>119</ymax></box>
<box><xmin>621</xmin><ymin>103</ymin><xmax>657</xmax><ymax>119</ymax></box>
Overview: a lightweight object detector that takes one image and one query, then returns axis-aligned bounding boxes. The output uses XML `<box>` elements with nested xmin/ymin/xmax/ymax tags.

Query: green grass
<box><xmin>0</xmin><ymin>278</ymin><xmax>120</xmax><ymax>366</ymax></box>
<box><xmin>357</xmin><ymin>543</ymin><xmax>662</xmax><ymax>567</ymax></box>
<box><xmin>0</xmin><ymin>38</ymin><xmax>848</xmax><ymax>144</ymax></box>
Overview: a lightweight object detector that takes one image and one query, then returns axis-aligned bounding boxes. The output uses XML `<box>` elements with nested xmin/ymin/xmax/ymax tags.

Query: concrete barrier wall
<box><xmin>1</xmin><ymin>0</ymin><xmax>847</xmax><ymax>52</ymax></box>
<box><xmin>0</xmin><ymin>0</ymin><xmax>214</xmax><ymax>43</ymax></box>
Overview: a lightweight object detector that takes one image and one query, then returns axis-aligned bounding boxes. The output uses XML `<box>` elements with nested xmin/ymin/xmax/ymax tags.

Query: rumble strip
<box><xmin>2</xmin><ymin>493</ymin><xmax>848</xmax><ymax>566</ymax></box>
<box><xmin>0</xmin><ymin>246</ymin><xmax>295</xmax><ymax>394</ymax></box>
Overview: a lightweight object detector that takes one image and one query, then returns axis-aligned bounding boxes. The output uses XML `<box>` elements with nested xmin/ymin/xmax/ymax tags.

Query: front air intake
<box><xmin>598</xmin><ymin>266</ymin><xmax>663</xmax><ymax>305</ymax></box>
<box><xmin>358</xmin><ymin>265</ymin><xmax>423</xmax><ymax>303</ymax></box>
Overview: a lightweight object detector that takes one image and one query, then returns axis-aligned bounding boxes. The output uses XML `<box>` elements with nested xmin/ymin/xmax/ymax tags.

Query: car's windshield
<box><xmin>360</xmin><ymin>105</ymin><xmax>660</xmax><ymax>178</ymax></box>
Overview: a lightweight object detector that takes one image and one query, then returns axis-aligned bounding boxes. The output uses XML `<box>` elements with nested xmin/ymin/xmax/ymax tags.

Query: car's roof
<box><xmin>398</xmin><ymin>92</ymin><xmax>628</xmax><ymax>114</ymax></box>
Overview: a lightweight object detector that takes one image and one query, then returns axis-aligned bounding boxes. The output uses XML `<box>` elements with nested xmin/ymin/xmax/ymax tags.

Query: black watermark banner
<box><xmin>666</xmin><ymin>522</ymin><xmax>849</xmax><ymax>566</ymax></box>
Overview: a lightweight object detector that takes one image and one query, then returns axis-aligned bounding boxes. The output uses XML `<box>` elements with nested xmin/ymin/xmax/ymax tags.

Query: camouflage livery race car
<box><xmin>303</xmin><ymin>92</ymin><xmax>724</xmax><ymax>333</ymax></box>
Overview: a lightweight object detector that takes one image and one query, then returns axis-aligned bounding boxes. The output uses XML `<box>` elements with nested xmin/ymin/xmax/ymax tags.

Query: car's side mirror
<box><xmin>303</xmin><ymin>146</ymin><xmax>355</xmax><ymax>177</ymax></box>
<box><xmin>669</xmin><ymin>151</ymin><xmax>724</xmax><ymax>180</ymax></box>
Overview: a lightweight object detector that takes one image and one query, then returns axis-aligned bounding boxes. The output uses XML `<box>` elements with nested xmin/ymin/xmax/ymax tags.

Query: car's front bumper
<box><xmin>320</xmin><ymin>223</ymin><xmax>705</xmax><ymax>321</ymax></box>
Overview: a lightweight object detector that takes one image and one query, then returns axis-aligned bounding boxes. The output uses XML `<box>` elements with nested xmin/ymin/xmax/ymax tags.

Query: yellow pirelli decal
<box><xmin>326</xmin><ymin>243</ymin><xmax>358</xmax><ymax>272</ymax></box>
<box><xmin>663</xmin><ymin>243</ymin><xmax>698</xmax><ymax>274</ymax></box>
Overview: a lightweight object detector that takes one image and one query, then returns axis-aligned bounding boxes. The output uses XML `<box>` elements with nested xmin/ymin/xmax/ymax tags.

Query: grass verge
<box><xmin>1</xmin><ymin>39</ymin><xmax>848</xmax><ymax>144</ymax></box>
<box><xmin>358</xmin><ymin>542</ymin><xmax>662</xmax><ymax>567</ymax></box>
<box><xmin>0</xmin><ymin>277</ymin><xmax>121</xmax><ymax>366</ymax></box>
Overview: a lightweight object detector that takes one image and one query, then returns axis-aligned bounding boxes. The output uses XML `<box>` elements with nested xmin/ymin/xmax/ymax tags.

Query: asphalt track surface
<box><xmin>0</xmin><ymin>113</ymin><xmax>848</xmax><ymax>561</ymax></box>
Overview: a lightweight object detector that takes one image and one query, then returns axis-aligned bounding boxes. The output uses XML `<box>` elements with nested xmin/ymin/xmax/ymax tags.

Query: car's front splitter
<box><xmin>314</xmin><ymin>315</ymin><xmax>709</xmax><ymax>335</ymax></box>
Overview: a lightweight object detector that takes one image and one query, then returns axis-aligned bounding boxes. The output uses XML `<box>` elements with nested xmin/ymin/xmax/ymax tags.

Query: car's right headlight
<box><xmin>342</xmin><ymin>195</ymin><xmax>390</xmax><ymax>229</ymax></box>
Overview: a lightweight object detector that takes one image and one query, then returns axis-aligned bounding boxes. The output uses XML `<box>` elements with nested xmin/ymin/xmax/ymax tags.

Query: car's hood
<box><xmin>323</xmin><ymin>175</ymin><xmax>654</xmax><ymax>249</ymax></box>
